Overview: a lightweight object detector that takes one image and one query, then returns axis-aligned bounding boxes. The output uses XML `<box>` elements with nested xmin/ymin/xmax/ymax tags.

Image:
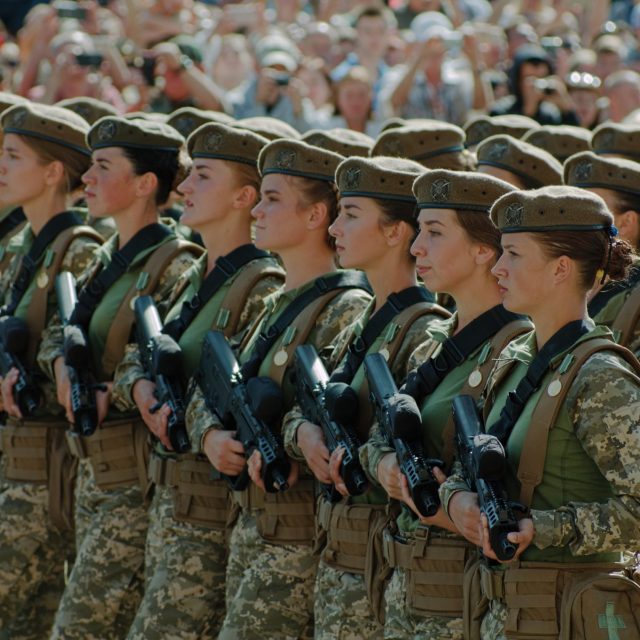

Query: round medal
<box><xmin>129</xmin><ymin>295</ymin><xmax>139</xmax><ymax>311</ymax></box>
<box><xmin>468</xmin><ymin>370</ymin><xmax>483</xmax><ymax>388</ymax></box>
<box><xmin>273</xmin><ymin>349</ymin><xmax>288</xmax><ymax>367</ymax></box>
<box><xmin>37</xmin><ymin>271</ymin><xmax>49</xmax><ymax>288</ymax></box>
<box><xmin>547</xmin><ymin>379</ymin><xmax>562</xmax><ymax>397</ymax></box>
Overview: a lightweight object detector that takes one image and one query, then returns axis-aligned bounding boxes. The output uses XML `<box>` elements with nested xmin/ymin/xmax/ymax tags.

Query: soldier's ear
<box><xmin>233</xmin><ymin>184</ymin><xmax>258</xmax><ymax>209</ymax></box>
<box><xmin>306</xmin><ymin>200</ymin><xmax>329</xmax><ymax>230</ymax></box>
<box><xmin>135</xmin><ymin>171</ymin><xmax>159</xmax><ymax>199</ymax></box>
<box><xmin>43</xmin><ymin>159</ymin><xmax>65</xmax><ymax>189</ymax></box>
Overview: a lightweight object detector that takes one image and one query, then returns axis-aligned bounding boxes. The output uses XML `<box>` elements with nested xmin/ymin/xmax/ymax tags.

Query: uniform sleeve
<box><xmin>282</xmin><ymin>290</ymin><xmax>370</xmax><ymax>460</ymax></box>
<box><xmin>151</xmin><ymin>249</ymin><xmax>201</xmax><ymax>318</ymax></box>
<box><xmin>531</xmin><ymin>352</ymin><xmax>640</xmax><ymax>555</ymax></box>
<box><xmin>185</xmin><ymin>383</ymin><xmax>224</xmax><ymax>453</ymax></box>
<box><xmin>234</xmin><ymin>271</ymin><xmax>284</xmax><ymax>336</ymax></box>
<box><xmin>37</xmin><ymin>237</ymin><xmax>103</xmax><ymax>381</ymax></box>
<box><xmin>439</xmin><ymin>461</ymin><xmax>472</xmax><ymax>517</ymax></box>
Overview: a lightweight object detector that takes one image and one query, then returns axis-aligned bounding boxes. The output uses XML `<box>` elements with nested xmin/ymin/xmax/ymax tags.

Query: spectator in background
<box><xmin>490</xmin><ymin>43</ymin><xmax>579</xmax><ymax>124</ymax></box>
<box><xmin>296</xmin><ymin>57</ymin><xmax>333</xmax><ymax>118</ymax></box>
<box><xmin>594</xmin><ymin>34</ymin><xmax>627</xmax><ymax>80</ymax></box>
<box><xmin>566</xmin><ymin>70</ymin><xmax>603</xmax><ymax>128</ymax></box>
<box><xmin>330</xmin><ymin>5</ymin><xmax>393</xmax><ymax>106</ymax></box>
<box><xmin>209</xmin><ymin>34</ymin><xmax>254</xmax><ymax>93</ymax></box>
<box><xmin>604</xmin><ymin>69</ymin><xmax>640</xmax><ymax>122</ymax></box>
<box><xmin>378</xmin><ymin>15</ymin><xmax>473</xmax><ymax>125</ymax></box>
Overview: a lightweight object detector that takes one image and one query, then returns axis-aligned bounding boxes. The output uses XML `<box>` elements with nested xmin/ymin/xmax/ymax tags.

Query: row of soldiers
<box><xmin>0</xmin><ymin>90</ymin><xmax>638</xmax><ymax>640</ymax></box>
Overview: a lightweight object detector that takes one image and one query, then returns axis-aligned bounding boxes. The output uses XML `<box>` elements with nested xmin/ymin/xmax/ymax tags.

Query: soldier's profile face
<box><xmin>0</xmin><ymin>133</ymin><xmax>51</xmax><ymax>208</ymax></box>
<box><xmin>411</xmin><ymin>207</ymin><xmax>478</xmax><ymax>296</ymax></box>
<box><xmin>330</xmin><ymin>196</ymin><xmax>391</xmax><ymax>271</ymax></box>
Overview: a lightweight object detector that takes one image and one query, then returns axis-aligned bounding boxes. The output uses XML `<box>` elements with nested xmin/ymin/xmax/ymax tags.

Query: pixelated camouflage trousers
<box><xmin>49</xmin><ymin>459</ymin><xmax>148</xmax><ymax>640</ymax></box>
<box><xmin>126</xmin><ymin>484</ymin><xmax>227</xmax><ymax>640</ymax></box>
<box><xmin>480</xmin><ymin>599</ymin><xmax>508</xmax><ymax>639</ymax></box>
<box><xmin>217</xmin><ymin>509</ymin><xmax>318</xmax><ymax>640</ymax></box>
<box><xmin>384</xmin><ymin>567</ymin><xmax>465</xmax><ymax>640</ymax></box>
<box><xmin>0</xmin><ymin>478</ymin><xmax>73</xmax><ymax>640</ymax></box>
<box><xmin>314</xmin><ymin>559</ymin><xmax>383</xmax><ymax>640</ymax></box>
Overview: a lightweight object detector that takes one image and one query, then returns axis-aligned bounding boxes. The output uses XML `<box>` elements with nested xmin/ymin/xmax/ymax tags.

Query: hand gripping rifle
<box><xmin>364</xmin><ymin>353</ymin><xmax>443</xmax><ymax>518</ymax></box>
<box><xmin>134</xmin><ymin>295</ymin><xmax>190</xmax><ymax>453</ymax></box>
<box><xmin>55</xmin><ymin>272</ymin><xmax>106</xmax><ymax>436</ymax></box>
<box><xmin>293</xmin><ymin>344</ymin><xmax>368</xmax><ymax>500</ymax></box>
<box><xmin>198</xmin><ymin>330</ymin><xmax>290</xmax><ymax>493</ymax></box>
<box><xmin>452</xmin><ymin>394</ymin><xmax>527</xmax><ymax>562</ymax></box>
<box><xmin>0</xmin><ymin>316</ymin><xmax>41</xmax><ymax>416</ymax></box>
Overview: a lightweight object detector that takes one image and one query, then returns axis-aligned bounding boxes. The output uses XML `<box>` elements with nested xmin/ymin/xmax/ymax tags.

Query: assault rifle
<box><xmin>198</xmin><ymin>330</ymin><xmax>290</xmax><ymax>493</ymax></box>
<box><xmin>293</xmin><ymin>344</ymin><xmax>368</xmax><ymax>500</ymax></box>
<box><xmin>364</xmin><ymin>353</ymin><xmax>443</xmax><ymax>518</ymax></box>
<box><xmin>55</xmin><ymin>272</ymin><xmax>105</xmax><ymax>436</ymax></box>
<box><xmin>134</xmin><ymin>296</ymin><xmax>190</xmax><ymax>453</ymax></box>
<box><xmin>0</xmin><ymin>316</ymin><xmax>41</xmax><ymax>416</ymax></box>
<box><xmin>452</xmin><ymin>394</ymin><xmax>526</xmax><ymax>562</ymax></box>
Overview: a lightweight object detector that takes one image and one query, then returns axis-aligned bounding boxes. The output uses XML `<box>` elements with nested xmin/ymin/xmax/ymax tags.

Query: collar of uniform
<box><xmin>7</xmin><ymin>223</ymin><xmax>34</xmax><ymax>255</ymax></box>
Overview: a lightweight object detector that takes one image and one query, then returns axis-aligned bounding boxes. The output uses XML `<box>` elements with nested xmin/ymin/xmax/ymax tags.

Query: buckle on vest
<box><xmin>350</xmin><ymin>336</ymin><xmax>366</xmax><ymax>354</ymax></box>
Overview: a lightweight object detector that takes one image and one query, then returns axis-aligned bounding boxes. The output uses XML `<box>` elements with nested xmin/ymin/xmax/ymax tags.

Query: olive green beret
<box><xmin>477</xmin><ymin>135</ymin><xmax>563</xmax><ymax>188</ymax></box>
<box><xmin>0</xmin><ymin>92</ymin><xmax>28</xmax><ymax>116</ymax></box>
<box><xmin>591</xmin><ymin>122</ymin><xmax>640</xmax><ymax>162</ymax></box>
<box><xmin>379</xmin><ymin>117</ymin><xmax>409</xmax><ymax>132</ymax></box>
<box><xmin>336</xmin><ymin>156</ymin><xmax>425</xmax><ymax>202</ymax></box>
<box><xmin>123</xmin><ymin>111</ymin><xmax>169</xmax><ymax>123</ymax></box>
<box><xmin>1</xmin><ymin>102</ymin><xmax>90</xmax><ymax>156</ymax></box>
<box><xmin>563</xmin><ymin>151</ymin><xmax>640</xmax><ymax>197</ymax></box>
<box><xmin>414</xmin><ymin>169</ymin><xmax>515</xmax><ymax>212</ymax></box>
<box><xmin>56</xmin><ymin>97</ymin><xmax>118</xmax><ymax>125</ymax></box>
<box><xmin>522</xmin><ymin>125</ymin><xmax>591</xmax><ymax>162</ymax></box>
<box><xmin>491</xmin><ymin>185</ymin><xmax>614</xmax><ymax>233</ymax></box>
<box><xmin>235</xmin><ymin>117</ymin><xmax>301</xmax><ymax>140</ymax></box>
<box><xmin>187</xmin><ymin>122</ymin><xmax>269</xmax><ymax>166</ymax></box>
<box><xmin>88</xmin><ymin>116</ymin><xmax>185</xmax><ymax>152</ymax></box>
<box><xmin>372</xmin><ymin>122</ymin><xmax>466</xmax><ymax>170</ymax></box>
<box><xmin>464</xmin><ymin>114</ymin><xmax>539</xmax><ymax>148</ymax></box>
<box><xmin>258</xmin><ymin>139</ymin><xmax>343</xmax><ymax>182</ymax></box>
<box><xmin>302</xmin><ymin>128</ymin><xmax>373</xmax><ymax>157</ymax></box>
<box><xmin>167</xmin><ymin>107</ymin><xmax>234</xmax><ymax>138</ymax></box>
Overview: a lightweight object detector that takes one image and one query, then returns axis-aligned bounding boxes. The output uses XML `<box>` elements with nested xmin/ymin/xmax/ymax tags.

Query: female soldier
<box><xmin>0</xmin><ymin>102</ymin><xmax>103</xmax><ymax>638</ymax></box>
<box><xmin>38</xmin><ymin>116</ymin><xmax>201</xmax><ymax>640</ymax></box>
<box><xmin>122</xmin><ymin>122</ymin><xmax>285</xmax><ymax>639</ymax></box>
<box><xmin>564</xmin><ymin>152</ymin><xmax>640</xmax><ymax>356</ymax></box>
<box><xmin>283</xmin><ymin>155</ymin><xmax>450</xmax><ymax>639</ymax></box>
<box><xmin>186</xmin><ymin>138</ymin><xmax>372</xmax><ymax>640</ymax></box>
<box><xmin>360</xmin><ymin>169</ymin><xmax>531</xmax><ymax>640</ymax></box>
<box><xmin>444</xmin><ymin>185</ymin><xmax>640</xmax><ymax>639</ymax></box>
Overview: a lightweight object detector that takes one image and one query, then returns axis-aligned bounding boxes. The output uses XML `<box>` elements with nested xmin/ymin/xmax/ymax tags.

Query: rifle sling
<box><xmin>0</xmin><ymin>207</ymin><xmax>25</xmax><ymax>243</ymax></box>
<box><xmin>490</xmin><ymin>319</ymin><xmax>592</xmax><ymax>445</ymax></box>
<box><xmin>241</xmin><ymin>270</ymin><xmax>371</xmax><ymax>379</ymax></box>
<box><xmin>70</xmin><ymin>223</ymin><xmax>171</xmax><ymax>328</ymax></box>
<box><xmin>413</xmin><ymin>305</ymin><xmax>522</xmax><ymax>400</ymax></box>
<box><xmin>164</xmin><ymin>244</ymin><xmax>272</xmax><ymax>340</ymax></box>
<box><xmin>2</xmin><ymin>211</ymin><xmax>84</xmax><ymax>317</ymax></box>
<box><xmin>330</xmin><ymin>286</ymin><xmax>435</xmax><ymax>384</ymax></box>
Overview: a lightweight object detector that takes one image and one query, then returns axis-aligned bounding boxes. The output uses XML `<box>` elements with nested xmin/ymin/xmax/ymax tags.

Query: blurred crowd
<box><xmin>1</xmin><ymin>0</ymin><xmax>640</xmax><ymax>135</ymax></box>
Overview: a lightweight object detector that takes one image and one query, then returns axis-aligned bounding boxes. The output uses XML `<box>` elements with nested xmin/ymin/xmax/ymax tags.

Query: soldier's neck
<box><xmin>23</xmin><ymin>191</ymin><xmax>69</xmax><ymax>236</ymax></box>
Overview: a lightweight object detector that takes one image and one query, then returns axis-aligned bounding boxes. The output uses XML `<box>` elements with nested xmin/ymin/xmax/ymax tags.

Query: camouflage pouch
<box><xmin>364</xmin><ymin>516</ymin><xmax>394</xmax><ymax>625</ymax></box>
<box><xmin>463</xmin><ymin>556</ymin><xmax>488</xmax><ymax>640</ymax></box>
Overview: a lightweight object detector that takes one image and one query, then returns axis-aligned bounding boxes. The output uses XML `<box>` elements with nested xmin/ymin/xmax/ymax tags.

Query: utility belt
<box><xmin>66</xmin><ymin>417</ymin><xmax>149</xmax><ymax>491</ymax></box>
<box><xmin>475</xmin><ymin>559</ymin><xmax>640</xmax><ymax>640</ymax></box>
<box><xmin>0</xmin><ymin>419</ymin><xmax>77</xmax><ymax>532</ymax></box>
<box><xmin>232</xmin><ymin>475</ymin><xmax>316</xmax><ymax>546</ymax></box>
<box><xmin>382</xmin><ymin>525</ymin><xmax>476</xmax><ymax>620</ymax></box>
<box><xmin>147</xmin><ymin>452</ymin><xmax>231</xmax><ymax>530</ymax></box>
<box><xmin>317</xmin><ymin>497</ymin><xmax>388</xmax><ymax>575</ymax></box>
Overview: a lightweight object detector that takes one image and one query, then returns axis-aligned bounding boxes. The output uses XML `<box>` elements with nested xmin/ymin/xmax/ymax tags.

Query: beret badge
<box><xmin>344</xmin><ymin>167</ymin><xmax>361</xmax><ymax>190</ymax></box>
<box><xmin>10</xmin><ymin>109</ymin><xmax>27</xmax><ymax>128</ymax></box>
<box><xmin>383</xmin><ymin>137</ymin><xmax>402</xmax><ymax>156</ymax></box>
<box><xmin>204</xmin><ymin>131</ymin><xmax>223</xmax><ymax>152</ymax></box>
<box><xmin>431</xmin><ymin>179</ymin><xmax>451</xmax><ymax>202</ymax></box>
<box><xmin>505</xmin><ymin>202</ymin><xmax>525</xmax><ymax>227</ymax></box>
<box><xmin>598</xmin><ymin>131</ymin><xmax>614</xmax><ymax>150</ymax></box>
<box><xmin>174</xmin><ymin>116</ymin><xmax>195</xmax><ymax>136</ymax></box>
<box><xmin>275</xmin><ymin>149</ymin><xmax>296</xmax><ymax>169</ymax></box>
<box><xmin>97</xmin><ymin>120</ymin><xmax>117</xmax><ymax>142</ymax></box>
<box><xmin>488</xmin><ymin>141</ymin><xmax>508</xmax><ymax>161</ymax></box>
<box><xmin>574</xmin><ymin>161</ymin><xmax>592</xmax><ymax>182</ymax></box>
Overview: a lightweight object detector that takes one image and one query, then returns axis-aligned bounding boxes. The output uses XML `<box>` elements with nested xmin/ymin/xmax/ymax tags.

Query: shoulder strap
<box><xmin>101</xmin><ymin>238</ymin><xmax>203</xmax><ymax>376</ymax></box>
<box><xmin>217</xmin><ymin>260</ymin><xmax>284</xmax><ymax>339</ymax></box>
<box><xmin>24</xmin><ymin>225</ymin><xmax>102</xmax><ymax>365</ymax></box>
<box><xmin>611</xmin><ymin>286</ymin><xmax>640</xmax><ymax>348</ymax></box>
<box><xmin>0</xmin><ymin>207</ymin><xmax>25</xmax><ymax>243</ymax></box>
<box><xmin>517</xmin><ymin>338</ymin><xmax>640</xmax><ymax>508</ymax></box>
<box><xmin>330</xmin><ymin>286</ymin><xmax>438</xmax><ymax>384</ymax></box>
<box><xmin>440</xmin><ymin>318</ymin><xmax>533</xmax><ymax>469</ymax></box>
<box><xmin>355</xmin><ymin>300</ymin><xmax>451</xmax><ymax>440</ymax></box>
<box><xmin>241</xmin><ymin>270</ymin><xmax>371</xmax><ymax>379</ymax></box>
<box><xmin>164</xmin><ymin>245</ymin><xmax>277</xmax><ymax>340</ymax></box>
<box><xmin>2</xmin><ymin>211</ymin><xmax>84</xmax><ymax>317</ymax></box>
<box><xmin>588</xmin><ymin>266</ymin><xmax>640</xmax><ymax>318</ymax></box>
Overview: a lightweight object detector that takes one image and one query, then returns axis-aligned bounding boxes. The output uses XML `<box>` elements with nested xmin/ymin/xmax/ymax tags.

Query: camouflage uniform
<box><xmin>38</xmin><ymin>230</ymin><xmax>199</xmax><ymax>640</ymax></box>
<box><xmin>282</xmin><ymin>298</ymin><xmax>448</xmax><ymax>640</ymax></box>
<box><xmin>121</xmin><ymin>252</ymin><xmax>284</xmax><ymax>640</ymax></box>
<box><xmin>0</xmin><ymin>226</ymin><xmax>100</xmax><ymax>640</ymax></box>
<box><xmin>187</xmin><ymin>281</ymin><xmax>371</xmax><ymax>640</ymax></box>
<box><xmin>440</xmin><ymin>325</ymin><xmax>640</xmax><ymax>639</ymax></box>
